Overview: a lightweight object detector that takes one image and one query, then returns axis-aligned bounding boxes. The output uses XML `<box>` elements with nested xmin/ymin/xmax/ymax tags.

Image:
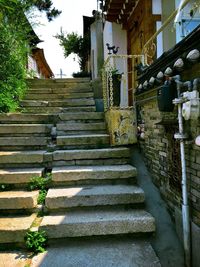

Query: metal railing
<box><xmin>143</xmin><ymin>0</ymin><xmax>192</xmax><ymax>64</ymax></box>
<box><xmin>102</xmin><ymin>54</ymin><xmax>145</xmax><ymax>110</ymax></box>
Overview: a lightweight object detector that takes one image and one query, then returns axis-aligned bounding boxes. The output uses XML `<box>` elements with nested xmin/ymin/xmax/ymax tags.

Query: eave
<box><xmin>105</xmin><ymin>0</ymin><xmax>140</xmax><ymax>26</ymax></box>
<box><xmin>136</xmin><ymin>25</ymin><xmax>200</xmax><ymax>94</ymax></box>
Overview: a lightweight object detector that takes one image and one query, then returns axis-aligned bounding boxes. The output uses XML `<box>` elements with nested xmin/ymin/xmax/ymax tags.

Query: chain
<box><xmin>108</xmin><ymin>67</ymin><xmax>114</xmax><ymax>108</ymax></box>
<box><xmin>102</xmin><ymin>68</ymin><xmax>108</xmax><ymax>111</ymax></box>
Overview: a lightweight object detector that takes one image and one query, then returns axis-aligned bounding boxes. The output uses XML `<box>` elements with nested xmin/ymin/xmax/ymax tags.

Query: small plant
<box><xmin>37</xmin><ymin>190</ymin><xmax>47</xmax><ymax>205</ymax></box>
<box><xmin>72</xmin><ymin>71</ymin><xmax>91</xmax><ymax>78</ymax></box>
<box><xmin>28</xmin><ymin>175</ymin><xmax>51</xmax><ymax>205</ymax></box>
<box><xmin>25</xmin><ymin>230</ymin><xmax>48</xmax><ymax>253</ymax></box>
<box><xmin>0</xmin><ymin>184</ymin><xmax>13</xmax><ymax>191</ymax></box>
<box><xmin>27</xmin><ymin>175</ymin><xmax>51</xmax><ymax>191</ymax></box>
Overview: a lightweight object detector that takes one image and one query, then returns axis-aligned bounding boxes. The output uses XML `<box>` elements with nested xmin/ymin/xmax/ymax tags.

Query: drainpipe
<box><xmin>172</xmin><ymin>75</ymin><xmax>191</xmax><ymax>267</ymax></box>
<box><xmin>193</xmin><ymin>78</ymin><xmax>200</xmax><ymax>91</ymax></box>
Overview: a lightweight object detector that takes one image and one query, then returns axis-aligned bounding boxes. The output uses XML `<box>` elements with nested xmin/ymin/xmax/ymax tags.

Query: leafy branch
<box><xmin>55</xmin><ymin>30</ymin><xmax>90</xmax><ymax>71</ymax></box>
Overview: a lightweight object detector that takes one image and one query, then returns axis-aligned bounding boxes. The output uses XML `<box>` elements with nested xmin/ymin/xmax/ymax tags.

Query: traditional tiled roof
<box><xmin>136</xmin><ymin>24</ymin><xmax>200</xmax><ymax>94</ymax></box>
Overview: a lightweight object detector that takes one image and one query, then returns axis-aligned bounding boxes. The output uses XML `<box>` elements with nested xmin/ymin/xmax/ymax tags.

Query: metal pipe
<box><xmin>193</xmin><ymin>78</ymin><xmax>200</xmax><ymax>90</ymax></box>
<box><xmin>172</xmin><ymin>75</ymin><xmax>191</xmax><ymax>267</ymax></box>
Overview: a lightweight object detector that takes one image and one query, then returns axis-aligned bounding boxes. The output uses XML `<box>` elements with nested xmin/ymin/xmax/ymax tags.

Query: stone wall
<box><xmin>136</xmin><ymin>84</ymin><xmax>200</xmax><ymax>230</ymax></box>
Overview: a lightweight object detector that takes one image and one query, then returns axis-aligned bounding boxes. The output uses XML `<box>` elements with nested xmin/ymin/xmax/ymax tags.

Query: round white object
<box><xmin>195</xmin><ymin>136</ymin><xmax>200</xmax><ymax>146</ymax></box>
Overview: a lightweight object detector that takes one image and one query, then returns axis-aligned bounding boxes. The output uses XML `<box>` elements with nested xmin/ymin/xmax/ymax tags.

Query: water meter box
<box><xmin>157</xmin><ymin>83</ymin><xmax>176</xmax><ymax>112</ymax></box>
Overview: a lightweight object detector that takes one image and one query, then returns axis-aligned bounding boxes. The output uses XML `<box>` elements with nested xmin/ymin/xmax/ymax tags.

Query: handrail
<box><xmin>143</xmin><ymin>0</ymin><xmax>191</xmax><ymax>64</ymax></box>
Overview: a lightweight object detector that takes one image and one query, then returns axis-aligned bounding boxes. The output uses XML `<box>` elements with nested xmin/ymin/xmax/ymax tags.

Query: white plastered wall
<box><xmin>103</xmin><ymin>21</ymin><xmax>128</xmax><ymax>107</ymax></box>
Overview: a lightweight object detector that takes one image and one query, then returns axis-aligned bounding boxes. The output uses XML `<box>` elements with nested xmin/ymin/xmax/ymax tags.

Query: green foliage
<box><xmin>55</xmin><ymin>31</ymin><xmax>90</xmax><ymax>71</ymax></box>
<box><xmin>27</xmin><ymin>175</ymin><xmax>51</xmax><ymax>191</ymax></box>
<box><xmin>25</xmin><ymin>230</ymin><xmax>48</xmax><ymax>253</ymax></box>
<box><xmin>0</xmin><ymin>0</ymin><xmax>61</xmax><ymax>112</ymax></box>
<box><xmin>0</xmin><ymin>19</ymin><xmax>28</xmax><ymax>112</ymax></box>
<box><xmin>0</xmin><ymin>0</ymin><xmax>61</xmax><ymax>22</ymax></box>
<box><xmin>0</xmin><ymin>184</ymin><xmax>13</xmax><ymax>191</ymax></box>
<box><xmin>37</xmin><ymin>189</ymin><xmax>47</xmax><ymax>204</ymax></box>
<box><xmin>72</xmin><ymin>71</ymin><xmax>91</xmax><ymax>78</ymax></box>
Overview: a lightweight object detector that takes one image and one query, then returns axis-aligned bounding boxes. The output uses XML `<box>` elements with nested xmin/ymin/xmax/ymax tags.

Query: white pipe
<box><xmin>173</xmin><ymin>76</ymin><xmax>191</xmax><ymax>267</ymax></box>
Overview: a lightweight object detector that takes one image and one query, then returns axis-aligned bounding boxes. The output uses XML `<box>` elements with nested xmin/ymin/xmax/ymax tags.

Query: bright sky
<box><xmin>32</xmin><ymin>0</ymin><xmax>97</xmax><ymax>78</ymax></box>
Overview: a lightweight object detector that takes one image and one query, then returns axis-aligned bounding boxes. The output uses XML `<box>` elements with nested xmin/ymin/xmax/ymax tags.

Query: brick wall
<box><xmin>136</xmin><ymin>85</ymin><xmax>200</xmax><ymax>227</ymax></box>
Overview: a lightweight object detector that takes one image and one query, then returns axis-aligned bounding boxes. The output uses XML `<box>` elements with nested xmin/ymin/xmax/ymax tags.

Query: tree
<box><xmin>0</xmin><ymin>0</ymin><xmax>61</xmax><ymax>112</ymax></box>
<box><xmin>55</xmin><ymin>31</ymin><xmax>90</xmax><ymax>72</ymax></box>
<box><xmin>0</xmin><ymin>0</ymin><xmax>61</xmax><ymax>21</ymax></box>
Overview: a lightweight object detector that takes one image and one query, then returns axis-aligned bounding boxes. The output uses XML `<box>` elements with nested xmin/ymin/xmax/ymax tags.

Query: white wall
<box><xmin>90</xmin><ymin>23</ymin><xmax>98</xmax><ymax>79</ymax></box>
<box><xmin>103</xmin><ymin>21</ymin><xmax>113</xmax><ymax>60</ymax></box>
<box><xmin>90</xmin><ymin>19</ymin><xmax>104</xmax><ymax>80</ymax></box>
<box><xmin>103</xmin><ymin>21</ymin><xmax>128</xmax><ymax>107</ymax></box>
<box><xmin>27</xmin><ymin>55</ymin><xmax>40</xmax><ymax>78</ymax></box>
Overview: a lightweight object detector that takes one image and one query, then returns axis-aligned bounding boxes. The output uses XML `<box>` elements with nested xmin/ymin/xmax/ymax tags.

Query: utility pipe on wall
<box><xmin>172</xmin><ymin>75</ymin><xmax>191</xmax><ymax>267</ymax></box>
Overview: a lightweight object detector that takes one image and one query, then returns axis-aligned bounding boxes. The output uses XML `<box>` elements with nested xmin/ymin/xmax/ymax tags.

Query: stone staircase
<box><xmin>0</xmin><ymin>78</ymin><xmax>155</xmax><ymax>252</ymax></box>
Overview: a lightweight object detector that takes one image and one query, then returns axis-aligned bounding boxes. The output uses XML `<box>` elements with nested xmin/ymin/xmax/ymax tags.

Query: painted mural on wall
<box><xmin>105</xmin><ymin>109</ymin><xmax>137</xmax><ymax>146</ymax></box>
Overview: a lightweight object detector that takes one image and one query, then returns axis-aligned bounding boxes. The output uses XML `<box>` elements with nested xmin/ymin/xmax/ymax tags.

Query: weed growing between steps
<box><xmin>27</xmin><ymin>174</ymin><xmax>52</xmax><ymax>204</ymax></box>
<box><xmin>25</xmin><ymin>230</ymin><xmax>48</xmax><ymax>253</ymax></box>
<box><xmin>28</xmin><ymin>174</ymin><xmax>52</xmax><ymax>191</ymax></box>
<box><xmin>0</xmin><ymin>184</ymin><xmax>14</xmax><ymax>191</ymax></box>
<box><xmin>37</xmin><ymin>190</ymin><xmax>47</xmax><ymax>205</ymax></box>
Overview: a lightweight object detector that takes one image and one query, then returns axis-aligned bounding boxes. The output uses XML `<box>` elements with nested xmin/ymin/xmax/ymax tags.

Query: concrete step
<box><xmin>39</xmin><ymin>209</ymin><xmax>155</xmax><ymax>239</ymax></box>
<box><xmin>20</xmin><ymin>99</ymin><xmax>95</xmax><ymax>107</ymax></box>
<box><xmin>57</xmin><ymin>122</ymin><xmax>106</xmax><ymax>132</ymax></box>
<box><xmin>57</xmin><ymin>134</ymin><xmax>110</xmax><ymax>147</ymax></box>
<box><xmin>27</xmin><ymin>78</ymin><xmax>90</xmax><ymax>86</ymax></box>
<box><xmin>58</xmin><ymin>112</ymin><xmax>104</xmax><ymax>121</ymax></box>
<box><xmin>22</xmin><ymin>106</ymin><xmax>96</xmax><ymax>113</ymax></box>
<box><xmin>0</xmin><ymin>137</ymin><xmax>49</xmax><ymax>150</ymax></box>
<box><xmin>45</xmin><ymin>185</ymin><xmax>145</xmax><ymax>210</ymax></box>
<box><xmin>27</xmin><ymin>78</ymin><xmax>90</xmax><ymax>89</ymax></box>
<box><xmin>30</xmin><ymin>238</ymin><xmax>161</xmax><ymax>267</ymax></box>
<box><xmin>27</xmin><ymin>87</ymin><xmax>93</xmax><ymax>94</ymax></box>
<box><xmin>52</xmin><ymin>147</ymin><xmax>130</xmax><ymax>166</ymax></box>
<box><xmin>57</xmin><ymin>122</ymin><xmax>107</xmax><ymax>135</ymax></box>
<box><xmin>0</xmin><ymin>124</ymin><xmax>53</xmax><ymax>135</ymax></box>
<box><xmin>52</xmin><ymin>165</ymin><xmax>136</xmax><ymax>183</ymax></box>
<box><xmin>25</xmin><ymin>92</ymin><xmax>94</xmax><ymax>100</ymax></box>
<box><xmin>57</xmin><ymin>130</ymin><xmax>107</xmax><ymax>135</ymax></box>
<box><xmin>0</xmin><ymin>190</ymin><xmax>39</xmax><ymax>210</ymax></box>
<box><xmin>0</xmin><ymin>214</ymin><xmax>36</xmax><ymax>243</ymax></box>
<box><xmin>0</xmin><ymin>113</ymin><xmax>56</xmax><ymax>124</ymax></box>
<box><xmin>0</xmin><ymin>167</ymin><xmax>44</xmax><ymax>185</ymax></box>
<box><xmin>0</xmin><ymin>151</ymin><xmax>46</xmax><ymax>167</ymax></box>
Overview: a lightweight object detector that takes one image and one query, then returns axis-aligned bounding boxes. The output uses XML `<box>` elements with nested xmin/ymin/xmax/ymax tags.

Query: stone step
<box><xmin>58</xmin><ymin>112</ymin><xmax>104</xmax><ymax>121</ymax></box>
<box><xmin>25</xmin><ymin>92</ymin><xmax>94</xmax><ymax>100</ymax></box>
<box><xmin>57</xmin><ymin>122</ymin><xmax>106</xmax><ymax>132</ymax></box>
<box><xmin>0</xmin><ymin>124</ymin><xmax>53</xmax><ymax>135</ymax></box>
<box><xmin>39</xmin><ymin>209</ymin><xmax>155</xmax><ymax>239</ymax></box>
<box><xmin>27</xmin><ymin>87</ymin><xmax>93</xmax><ymax>94</ymax></box>
<box><xmin>45</xmin><ymin>185</ymin><xmax>145</xmax><ymax>210</ymax></box>
<box><xmin>52</xmin><ymin>147</ymin><xmax>130</xmax><ymax>167</ymax></box>
<box><xmin>0</xmin><ymin>214</ymin><xmax>36</xmax><ymax>243</ymax></box>
<box><xmin>0</xmin><ymin>151</ymin><xmax>46</xmax><ymax>167</ymax></box>
<box><xmin>0</xmin><ymin>167</ymin><xmax>44</xmax><ymax>185</ymax></box>
<box><xmin>28</xmin><ymin>84</ymin><xmax>92</xmax><ymax>90</ymax></box>
<box><xmin>0</xmin><ymin>190</ymin><xmax>39</xmax><ymax>210</ymax></box>
<box><xmin>57</xmin><ymin>130</ymin><xmax>107</xmax><ymax>136</ymax></box>
<box><xmin>22</xmin><ymin>106</ymin><xmax>96</xmax><ymax>113</ymax></box>
<box><xmin>52</xmin><ymin>165</ymin><xmax>136</xmax><ymax>183</ymax></box>
<box><xmin>0</xmin><ymin>137</ymin><xmax>49</xmax><ymax>150</ymax></box>
<box><xmin>20</xmin><ymin>99</ymin><xmax>95</xmax><ymax>107</ymax></box>
<box><xmin>27</xmin><ymin>78</ymin><xmax>90</xmax><ymax>85</ymax></box>
<box><xmin>29</xmin><ymin>238</ymin><xmax>161</xmax><ymax>267</ymax></box>
<box><xmin>56</xmin><ymin>134</ymin><xmax>110</xmax><ymax>147</ymax></box>
<box><xmin>0</xmin><ymin>113</ymin><xmax>56</xmax><ymax>124</ymax></box>
<box><xmin>27</xmin><ymin>81</ymin><xmax>91</xmax><ymax>90</ymax></box>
